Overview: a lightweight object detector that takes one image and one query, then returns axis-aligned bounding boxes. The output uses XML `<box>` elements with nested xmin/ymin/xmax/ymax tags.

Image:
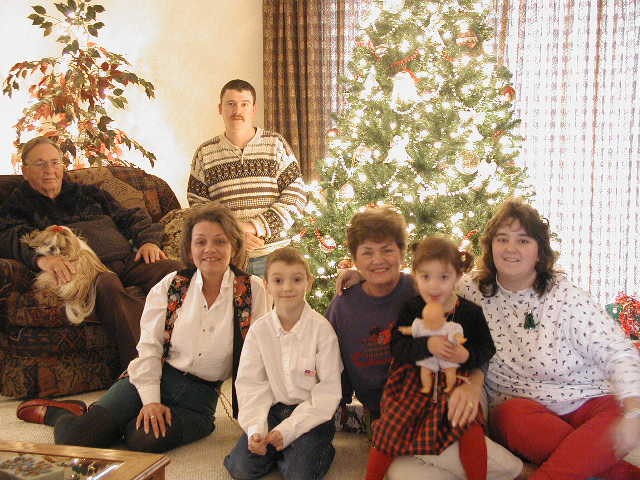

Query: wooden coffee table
<box><xmin>0</xmin><ymin>440</ymin><xmax>170</xmax><ymax>479</ymax></box>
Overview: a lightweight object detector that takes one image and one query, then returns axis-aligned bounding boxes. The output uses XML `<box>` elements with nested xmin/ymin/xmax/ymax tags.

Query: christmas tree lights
<box><xmin>294</xmin><ymin>0</ymin><xmax>533</xmax><ymax>312</ymax></box>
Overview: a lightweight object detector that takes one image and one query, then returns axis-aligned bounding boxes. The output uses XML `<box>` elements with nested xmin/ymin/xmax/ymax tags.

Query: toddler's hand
<box><xmin>427</xmin><ymin>335</ymin><xmax>454</xmax><ymax>358</ymax></box>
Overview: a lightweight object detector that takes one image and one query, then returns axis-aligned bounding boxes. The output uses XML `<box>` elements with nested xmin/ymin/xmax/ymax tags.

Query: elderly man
<box><xmin>0</xmin><ymin>136</ymin><xmax>181</xmax><ymax>370</ymax></box>
<box><xmin>187</xmin><ymin>79</ymin><xmax>307</xmax><ymax>276</ymax></box>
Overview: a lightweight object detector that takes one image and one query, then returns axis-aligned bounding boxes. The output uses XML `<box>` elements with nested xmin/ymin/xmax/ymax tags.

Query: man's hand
<box><xmin>266</xmin><ymin>429</ymin><xmax>284</xmax><ymax>451</ymax></box>
<box><xmin>36</xmin><ymin>255</ymin><xmax>75</xmax><ymax>285</ymax></box>
<box><xmin>135</xmin><ymin>243</ymin><xmax>167</xmax><ymax>264</ymax></box>
<box><xmin>248</xmin><ymin>433</ymin><xmax>269</xmax><ymax>455</ymax></box>
<box><xmin>136</xmin><ymin>402</ymin><xmax>172</xmax><ymax>439</ymax></box>
<box><xmin>240</xmin><ymin>222</ymin><xmax>265</xmax><ymax>252</ymax></box>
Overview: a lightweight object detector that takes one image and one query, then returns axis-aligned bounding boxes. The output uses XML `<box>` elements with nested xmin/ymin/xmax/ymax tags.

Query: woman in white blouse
<box><xmin>20</xmin><ymin>204</ymin><xmax>268</xmax><ymax>452</ymax></box>
<box><xmin>458</xmin><ymin>198</ymin><xmax>640</xmax><ymax>479</ymax></box>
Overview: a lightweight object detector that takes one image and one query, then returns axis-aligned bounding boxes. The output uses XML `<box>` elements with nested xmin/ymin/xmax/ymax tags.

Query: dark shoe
<box><xmin>17</xmin><ymin>399</ymin><xmax>87</xmax><ymax>425</ymax></box>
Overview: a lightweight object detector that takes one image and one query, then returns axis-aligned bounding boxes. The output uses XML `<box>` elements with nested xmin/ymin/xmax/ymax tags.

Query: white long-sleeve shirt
<box><xmin>458</xmin><ymin>274</ymin><xmax>640</xmax><ymax>414</ymax></box>
<box><xmin>128</xmin><ymin>268</ymin><xmax>269</xmax><ymax>405</ymax></box>
<box><xmin>236</xmin><ymin>303</ymin><xmax>343</xmax><ymax>448</ymax></box>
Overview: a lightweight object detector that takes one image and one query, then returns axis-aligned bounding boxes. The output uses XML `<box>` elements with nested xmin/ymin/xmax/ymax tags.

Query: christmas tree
<box><xmin>293</xmin><ymin>0</ymin><xmax>532</xmax><ymax>312</ymax></box>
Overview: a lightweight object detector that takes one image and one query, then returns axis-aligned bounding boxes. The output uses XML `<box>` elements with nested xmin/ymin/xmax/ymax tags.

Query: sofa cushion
<box><xmin>67</xmin><ymin>168</ymin><xmax>147</xmax><ymax>213</ymax></box>
<box><xmin>66</xmin><ymin>216</ymin><xmax>133</xmax><ymax>263</ymax></box>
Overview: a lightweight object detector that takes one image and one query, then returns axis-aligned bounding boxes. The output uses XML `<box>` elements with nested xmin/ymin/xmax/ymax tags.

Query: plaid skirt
<box><xmin>371</xmin><ymin>361</ymin><xmax>468</xmax><ymax>456</ymax></box>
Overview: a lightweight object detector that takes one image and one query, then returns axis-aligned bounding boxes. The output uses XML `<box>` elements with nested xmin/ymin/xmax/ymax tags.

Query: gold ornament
<box><xmin>456</xmin><ymin>30</ymin><xmax>479</xmax><ymax>49</ymax></box>
<box><xmin>455</xmin><ymin>151</ymin><xmax>480</xmax><ymax>174</ymax></box>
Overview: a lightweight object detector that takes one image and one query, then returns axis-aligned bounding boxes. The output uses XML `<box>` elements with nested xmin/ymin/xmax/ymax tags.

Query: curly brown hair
<box><xmin>346</xmin><ymin>206</ymin><xmax>407</xmax><ymax>259</ymax></box>
<box><xmin>180</xmin><ymin>203</ymin><xmax>245</xmax><ymax>269</ymax></box>
<box><xmin>477</xmin><ymin>198</ymin><xmax>559</xmax><ymax>297</ymax></box>
<box><xmin>412</xmin><ymin>235</ymin><xmax>474</xmax><ymax>275</ymax></box>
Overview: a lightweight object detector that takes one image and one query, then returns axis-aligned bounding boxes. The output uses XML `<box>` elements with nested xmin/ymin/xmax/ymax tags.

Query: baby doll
<box><xmin>399</xmin><ymin>301</ymin><xmax>467</xmax><ymax>393</ymax></box>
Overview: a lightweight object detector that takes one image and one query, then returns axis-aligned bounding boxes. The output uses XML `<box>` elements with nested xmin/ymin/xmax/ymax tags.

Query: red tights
<box><xmin>365</xmin><ymin>422</ymin><xmax>487</xmax><ymax>480</ymax></box>
<box><xmin>490</xmin><ymin>396</ymin><xmax>640</xmax><ymax>480</ymax></box>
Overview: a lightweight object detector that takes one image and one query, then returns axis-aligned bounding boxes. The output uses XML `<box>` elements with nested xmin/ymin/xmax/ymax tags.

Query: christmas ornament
<box><xmin>455</xmin><ymin>151</ymin><xmax>481</xmax><ymax>174</ymax></box>
<box><xmin>424</xmin><ymin>13</ymin><xmax>445</xmax><ymax>48</ymax></box>
<box><xmin>390</xmin><ymin>71</ymin><xmax>420</xmax><ymax>114</ymax></box>
<box><xmin>501</xmin><ymin>85</ymin><xmax>516</xmax><ymax>101</ymax></box>
<box><xmin>456</xmin><ymin>29</ymin><xmax>479</xmax><ymax>49</ymax></box>
<box><xmin>353</xmin><ymin>143</ymin><xmax>374</xmax><ymax>165</ymax></box>
<box><xmin>326</xmin><ymin>127</ymin><xmax>340</xmax><ymax>137</ymax></box>
<box><xmin>318</xmin><ymin>233</ymin><xmax>337</xmax><ymax>253</ymax></box>
<box><xmin>493</xmin><ymin>129</ymin><xmax>506</xmax><ymax>140</ymax></box>
<box><xmin>383</xmin><ymin>0</ymin><xmax>404</xmax><ymax>14</ymax></box>
<box><xmin>467</xmin><ymin>125</ymin><xmax>484</xmax><ymax>143</ymax></box>
<box><xmin>338</xmin><ymin>183</ymin><xmax>356</xmax><ymax>200</ymax></box>
<box><xmin>360</xmin><ymin>66</ymin><xmax>382</xmax><ymax>100</ymax></box>
<box><xmin>337</xmin><ymin>258</ymin><xmax>354</xmax><ymax>270</ymax></box>
<box><xmin>470</xmin><ymin>160</ymin><xmax>498</xmax><ymax>189</ymax></box>
<box><xmin>384</xmin><ymin>134</ymin><xmax>412</xmax><ymax>166</ymax></box>
<box><xmin>607</xmin><ymin>293</ymin><xmax>640</xmax><ymax>343</ymax></box>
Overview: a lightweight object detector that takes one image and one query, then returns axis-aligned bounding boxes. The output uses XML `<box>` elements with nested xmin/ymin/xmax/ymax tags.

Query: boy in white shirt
<box><xmin>224</xmin><ymin>247</ymin><xmax>343</xmax><ymax>479</ymax></box>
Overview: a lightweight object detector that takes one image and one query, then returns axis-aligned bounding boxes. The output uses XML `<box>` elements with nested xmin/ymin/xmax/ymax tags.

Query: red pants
<box><xmin>490</xmin><ymin>396</ymin><xmax>640</xmax><ymax>480</ymax></box>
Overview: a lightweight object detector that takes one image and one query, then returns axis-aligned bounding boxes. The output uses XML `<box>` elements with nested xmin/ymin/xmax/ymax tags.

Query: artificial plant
<box><xmin>3</xmin><ymin>0</ymin><xmax>156</xmax><ymax>168</ymax></box>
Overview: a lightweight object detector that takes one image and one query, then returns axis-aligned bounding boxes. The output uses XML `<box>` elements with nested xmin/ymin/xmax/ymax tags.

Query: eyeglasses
<box><xmin>25</xmin><ymin>160</ymin><xmax>64</xmax><ymax>169</ymax></box>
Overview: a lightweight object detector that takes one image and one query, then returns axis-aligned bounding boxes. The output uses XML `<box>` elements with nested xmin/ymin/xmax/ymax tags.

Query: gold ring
<box><xmin>467</xmin><ymin>402</ymin><xmax>474</xmax><ymax>408</ymax></box>
<box><xmin>150</xmin><ymin>415</ymin><xmax>156</xmax><ymax>419</ymax></box>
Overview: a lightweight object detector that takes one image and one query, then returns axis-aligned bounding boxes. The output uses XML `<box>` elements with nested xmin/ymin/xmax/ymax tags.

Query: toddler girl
<box><xmin>366</xmin><ymin>235</ymin><xmax>495</xmax><ymax>480</ymax></box>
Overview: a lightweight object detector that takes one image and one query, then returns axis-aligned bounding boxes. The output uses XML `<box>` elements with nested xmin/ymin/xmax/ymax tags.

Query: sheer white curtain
<box><xmin>493</xmin><ymin>0</ymin><xmax>640</xmax><ymax>304</ymax></box>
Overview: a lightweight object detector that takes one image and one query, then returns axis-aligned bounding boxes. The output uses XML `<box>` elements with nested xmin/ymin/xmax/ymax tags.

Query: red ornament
<box><xmin>464</xmin><ymin>229</ymin><xmax>479</xmax><ymax>240</ymax></box>
<box><xmin>315</xmin><ymin>229</ymin><xmax>337</xmax><ymax>253</ymax></box>
<box><xmin>493</xmin><ymin>130</ymin><xmax>506</xmax><ymax>140</ymax></box>
<box><xmin>615</xmin><ymin>293</ymin><xmax>640</xmax><ymax>339</ymax></box>
<box><xmin>501</xmin><ymin>85</ymin><xmax>516</xmax><ymax>101</ymax></box>
<box><xmin>326</xmin><ymin>128</ymin><xmax>340</xmax><ymax>138</ymax></box>
<box><xmin>337</xmin><ymin>258</ymin><xmax>354</xmax><ymax>270</ymax></box>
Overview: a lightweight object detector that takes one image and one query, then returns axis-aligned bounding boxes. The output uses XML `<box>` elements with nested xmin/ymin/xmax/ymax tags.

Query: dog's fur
<box><xmin>22</xmin><ymin>225</ymin><xmax>111</xmax><ymax>324</ymax></box>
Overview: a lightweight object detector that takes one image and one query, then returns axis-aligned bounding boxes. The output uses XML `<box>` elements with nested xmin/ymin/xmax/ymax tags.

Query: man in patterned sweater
<box><xmin>188</xmin><ymin>79</ymin><xmax>307</xmax><ymax>276</ymax></box>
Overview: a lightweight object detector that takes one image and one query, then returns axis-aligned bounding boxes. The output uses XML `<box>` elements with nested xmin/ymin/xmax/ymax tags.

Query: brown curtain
<box><xmin>263</xmin><ymin>1</ymin><xmax>369</xmax><ymax>180</ymax></box>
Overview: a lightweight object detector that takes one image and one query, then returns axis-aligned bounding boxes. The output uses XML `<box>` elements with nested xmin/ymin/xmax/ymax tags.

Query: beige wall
<box><xmin>0</xmin><ymin>0</ymin><xmax>263</xmax><ymax>206</ymax></box>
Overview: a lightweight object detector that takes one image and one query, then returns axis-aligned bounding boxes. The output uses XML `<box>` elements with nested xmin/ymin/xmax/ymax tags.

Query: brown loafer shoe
<box><xmin>16</xmin><ymin>399</ymin><xmax>87</xmax><ymax>425</ymax></box>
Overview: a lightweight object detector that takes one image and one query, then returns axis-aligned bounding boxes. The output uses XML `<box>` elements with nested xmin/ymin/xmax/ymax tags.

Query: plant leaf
<box><xmin>32</xmin><ymin>5</ymin><xmax>46</xmax><ymax>14</ymax></box>
<box><xmin>57</xmin><ymin>35</ymin><xmax>71</xmax><ymax>43</ymax></box>
<box><xmin>93</xmin><ymin>4</ymin><xmax>105</xmax><ymax>12</ymax></box>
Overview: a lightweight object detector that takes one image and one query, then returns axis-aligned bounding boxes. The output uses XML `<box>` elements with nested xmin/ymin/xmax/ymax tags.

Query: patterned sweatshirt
<box><xmin>188</xmin><ymin>128</ymin><xmax>307</xmax><ymax>256</ymax></box>
<box><xmin>458</xmin><ymin>274</ymin><xmax>640</xmax><ymax>414</ymax></box>
<box><xmin>0</xmin><ymin>180</ymin><xmax>163</xmax><ymax>269</ymax></box>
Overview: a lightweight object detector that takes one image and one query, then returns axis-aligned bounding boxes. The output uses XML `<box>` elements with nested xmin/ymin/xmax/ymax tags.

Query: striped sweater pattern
<box><xmin>188</xmin><ymin>128</ymin><xmax>307</xmax><ymax>249</ymax></box>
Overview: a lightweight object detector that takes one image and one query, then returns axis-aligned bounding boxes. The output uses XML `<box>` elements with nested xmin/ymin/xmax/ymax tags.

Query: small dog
<box><xmin>22</xmin><ymin>225</ymin><xmax>110</xmax><ymax>324</ymax></box>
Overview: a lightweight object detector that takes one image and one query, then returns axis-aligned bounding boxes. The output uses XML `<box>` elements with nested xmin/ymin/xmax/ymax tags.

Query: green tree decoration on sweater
<box><xmin>2</xmin><ymin>0</ymin><xmax>156</xmax><ymax>169</ymax></box>
<box><xmin>294</xmin><ymin>0</ymin><xmax>533</xmax><ymax>312</ymax></box>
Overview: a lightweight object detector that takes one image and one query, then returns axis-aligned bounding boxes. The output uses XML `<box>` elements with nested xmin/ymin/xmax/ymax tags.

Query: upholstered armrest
<box><xmin>0</xmin><ymin>258</ymin><xmax>34</xmax><ymax>295</ymax></box>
